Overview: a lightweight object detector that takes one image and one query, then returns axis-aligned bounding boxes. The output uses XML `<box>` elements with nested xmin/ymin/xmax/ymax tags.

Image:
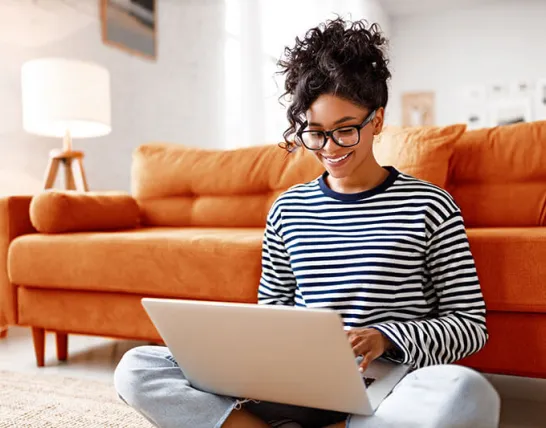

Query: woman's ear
<box><xmin>373</xmin><ymin>107</ymin><xmax>385</xmax><ymax>135</ymax></box>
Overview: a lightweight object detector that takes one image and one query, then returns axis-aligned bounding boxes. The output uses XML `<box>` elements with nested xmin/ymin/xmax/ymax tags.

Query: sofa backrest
<box><xmin>448</xmin><ymin>121</ymin><xmax>546</xmax><ymax>227</ymax></box>
<box><xmin>132</xmin><ymin>121</ymin><xmax>546</xmax><ymax>229</ymax></box>
<box><xmin>132</xmin><ymin>143</ymin><xmax>322</xmax><ymax>227</ymax></box>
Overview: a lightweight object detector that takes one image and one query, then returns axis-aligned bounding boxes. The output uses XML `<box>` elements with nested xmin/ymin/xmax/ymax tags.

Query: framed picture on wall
<box><xmin>510</xmin><ymin>80</ymin><xmax>534</xmax><ymax>98</ymax></box>
<box><xmin>487</xmin><ymin>82</ymin><xmax>510</xmax><ymax>100</ymax></box>
<box><xmin>101</xmin><ymin>0</ymin><xmax>157</xmax><ymax>60</ymax></box>
<box><xmin>402</xmin><ymin>92</ymin><xmax>435</xmax><ymax>127</ymax></box>
<box><xmin>488</xmin><ymin>99</ymin><xmax>533</xmax><ymax>127</ymax></box>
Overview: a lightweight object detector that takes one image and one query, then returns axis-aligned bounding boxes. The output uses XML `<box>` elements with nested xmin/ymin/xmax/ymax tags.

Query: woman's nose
<box><xmin>323</xmin><ymin>134</ymin><xmax>336</xmax><ymax>151</ymax></box>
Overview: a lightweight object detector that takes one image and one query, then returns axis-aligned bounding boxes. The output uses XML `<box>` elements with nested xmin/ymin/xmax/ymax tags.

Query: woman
<box><xmin>114</xmin><ymin>18</ymin><xmax>500</xmax><ymax>428</ymax></box>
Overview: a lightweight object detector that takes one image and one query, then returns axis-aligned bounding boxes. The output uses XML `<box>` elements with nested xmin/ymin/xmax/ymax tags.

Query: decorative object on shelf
<box><xmin>21</xmin><ymin>58</ymin><xmax>111</xmax><ymax>191</ymax></box>
<box><xmin>101</xmin><ymin>0</ymin><xmax>157</xmax><ymax>60</ymax></box>
<box><xmin>402</xmin><ymin>92</ymin><xmax>435</xmax><ymax>127</ymax></box>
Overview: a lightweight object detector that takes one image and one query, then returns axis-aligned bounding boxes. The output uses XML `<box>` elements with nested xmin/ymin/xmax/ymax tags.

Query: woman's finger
<box><xmin>352</xmin><ymin>338</ymin><xmax>371</xmax><ymax>357</ymax></box>
<box><xmin>349</xmin><ymin>334</ymin><xmax>362</xmax><ymax>347</ymax></box>
<box><xmin>359</xmin><ymin>352</ymin><xmax>373</xmax><ymax>373</ymax></box>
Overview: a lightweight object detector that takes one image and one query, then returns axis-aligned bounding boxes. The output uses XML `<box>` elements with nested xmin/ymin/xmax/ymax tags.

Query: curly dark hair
<box><xmin>277</xmin><ymin>18</ymin><xmax>391</xmax><ymax>151</ymax></box>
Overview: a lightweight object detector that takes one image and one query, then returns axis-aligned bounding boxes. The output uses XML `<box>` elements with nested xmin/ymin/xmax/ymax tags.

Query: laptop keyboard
<box><xmin>363</xmin><ymin>377</ymin><xmax>376</xmax><ymax>388</ymax></box>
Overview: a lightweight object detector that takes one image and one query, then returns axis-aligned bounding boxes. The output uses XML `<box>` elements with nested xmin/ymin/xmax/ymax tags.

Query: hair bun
<box><xmin>278</xmin><ymin>18</ymin><xmax>391</xmax><ymax>149</ymax></box>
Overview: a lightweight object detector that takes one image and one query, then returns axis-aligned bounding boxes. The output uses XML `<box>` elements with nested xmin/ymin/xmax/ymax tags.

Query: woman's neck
<box><xmin>325</xmin><ymin>157</ymin><xmax>389</xmax><ymax>194</ymax></box>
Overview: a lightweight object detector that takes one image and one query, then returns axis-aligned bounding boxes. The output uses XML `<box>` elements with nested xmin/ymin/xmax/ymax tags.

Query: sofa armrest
<box><xmin>0</xmin><ymin>196</ymin><xmax>36</xmax><ymax>327</ymax></box>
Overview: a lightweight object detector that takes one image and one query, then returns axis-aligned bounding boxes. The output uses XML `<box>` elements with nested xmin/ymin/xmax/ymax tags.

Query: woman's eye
<box><xmin>337</xmin><ymin>128</ymin><xmax>354</xmax><ymax>135</ymax></box>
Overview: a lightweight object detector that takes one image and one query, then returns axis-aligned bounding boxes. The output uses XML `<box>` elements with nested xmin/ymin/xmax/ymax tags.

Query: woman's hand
<box><xmin>347</xmin><ymin>328</ymin><xmax>393</xmax><ymax>373</ymax></box>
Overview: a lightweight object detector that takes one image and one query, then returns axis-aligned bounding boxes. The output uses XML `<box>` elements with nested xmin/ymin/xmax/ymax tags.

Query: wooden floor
<box><xmin>1</xmin><ymin>326</ymin><xmax>545</xmax><ymax>427</ymax></box>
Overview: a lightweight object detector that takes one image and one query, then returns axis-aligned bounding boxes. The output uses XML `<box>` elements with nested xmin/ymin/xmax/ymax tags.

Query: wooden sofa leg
<box><xmin>32</xmin><ymin>327</ymin><xmax>45</xmax><ymax>367</ymax></box>
<box><xmin>56</xmin><ymin>332</ymin><xmax>68</xmax><ymax>362</ymax></box>
<box><xmin>0</xmin><ymin>327</ymin><xmax>7</xmax><ymax>339</ymax></box>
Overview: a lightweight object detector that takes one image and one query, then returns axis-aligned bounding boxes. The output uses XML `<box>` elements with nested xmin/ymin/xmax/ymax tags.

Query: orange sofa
<box><xmin>1</xmin><ymin>121</ymin><xmax>545</xmax><ymax>378</ymax></box>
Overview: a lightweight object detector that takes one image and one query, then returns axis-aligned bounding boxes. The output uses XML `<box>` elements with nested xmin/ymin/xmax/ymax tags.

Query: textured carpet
<box><xmin>0</xmin><ymin>370</ymin><xmax>153</xmax><ymax>427</ymax></box>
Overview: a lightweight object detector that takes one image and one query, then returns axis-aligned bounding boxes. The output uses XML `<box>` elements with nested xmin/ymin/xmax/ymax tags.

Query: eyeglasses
<box><xmin>296</xmin><ymin>109</ymin><xmax>377</xmax><ymax>151</ymax></box>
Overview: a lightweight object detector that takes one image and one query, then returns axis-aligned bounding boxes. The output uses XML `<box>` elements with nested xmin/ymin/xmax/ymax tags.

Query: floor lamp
<box><xmin>21</xmin><ymin>58</ymin><xmax>111</xmax><ymax>191</ymax></box>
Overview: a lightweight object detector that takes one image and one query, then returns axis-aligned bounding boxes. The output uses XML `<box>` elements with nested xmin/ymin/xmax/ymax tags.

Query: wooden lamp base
<box><xmin>43</xmin><ymin>131</ymin><xmax>89</xmax><ymax>191</ymax></box>
<box><xmin>43</xmin><ymin>149</ymin><xmax>89</xmax><ymax>191</ymax></box>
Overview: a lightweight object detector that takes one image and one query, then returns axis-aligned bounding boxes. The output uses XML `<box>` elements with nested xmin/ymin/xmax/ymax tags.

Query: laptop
<box><xmin>142</xmin><ymin>298</ymin><xmax>410</xmax><ymax>415</ymax></box>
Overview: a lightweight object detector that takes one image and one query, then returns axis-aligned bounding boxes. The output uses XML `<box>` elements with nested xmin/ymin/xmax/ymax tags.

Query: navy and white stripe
<box><xmin>258</xmin><ymin>167</ymin><xmax>488</xmax><ymax>369</ymax></box>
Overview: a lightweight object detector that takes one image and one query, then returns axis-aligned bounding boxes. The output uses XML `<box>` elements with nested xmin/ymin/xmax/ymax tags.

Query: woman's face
<box><xmin>304</xmin><ymin>94</ymin><xmax>384</xmax><ymax>180</ymax></box>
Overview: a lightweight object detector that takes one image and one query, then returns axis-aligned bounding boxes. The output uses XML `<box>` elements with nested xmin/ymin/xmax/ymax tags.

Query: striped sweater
<box><xmin>258</xmin><ymin>167</ymin><xmax>488</xmax><ymax>369</ymax></box>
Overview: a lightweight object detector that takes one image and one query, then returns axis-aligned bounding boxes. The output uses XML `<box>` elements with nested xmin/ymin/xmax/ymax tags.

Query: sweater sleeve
<box><xmin>257</xmin><ymin>213</ymin><xmax>297</xmax><ymax>306</ymax></box>
<box><xmin>371</xmin><ymin>210</ymin><xmax>488</xmax><ymax>368</ymax></box>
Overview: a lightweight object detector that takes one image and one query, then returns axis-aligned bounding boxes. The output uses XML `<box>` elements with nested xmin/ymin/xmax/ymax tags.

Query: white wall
<box><xmin>0</xmin><ymin>0</ymin><xmax>225</xmax><ymax>192</ymax></box>
<box><xmin>227</xmin><ymin>0</ymin><xmax>392</xmax><ymax>149</ymax></box>
<box><xmin>362</xmin><ymin>0</ymin><xmax>391</xmax><ymax>38</ymax></box>
<box><xmin>387</xmin><ymin>0</ymin><xmax>546</xmax><ymax>126</ymax></box>
<box><xmin>0</xmin><ymin>0</ymin><xmax>391</xmax><ymax>193</ymax></box>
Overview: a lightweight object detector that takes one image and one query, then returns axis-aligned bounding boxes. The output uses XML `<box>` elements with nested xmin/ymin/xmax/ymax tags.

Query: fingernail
<box><xmin>359</xmin><ymin>367</ymin><xmax>364</xmax><ymax>373</ymax></box>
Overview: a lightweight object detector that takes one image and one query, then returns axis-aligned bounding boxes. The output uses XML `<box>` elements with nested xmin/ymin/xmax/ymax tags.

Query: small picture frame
<box><xmin>402</xmin><ymin>92</ymin><xmax>435</xmax><ymax>127</ymax></box>
<box><xmin>101</xmin><ymin>0</ymin><xmax>157</xmax><ymax>61</ymax></box>
<box><xmin>488</xmin><ymin>99</ymin><xmax>533</xmax><ymax>127</ymax></box>
<box><xmin>487</xmin><ymin>82</ymin><xmax>510</xmax><ymax>100</ymax></box>
<box><xmin>510</xmin><ymin>80</ymin><xmax>534</xmax><ymax>98</ymax></box>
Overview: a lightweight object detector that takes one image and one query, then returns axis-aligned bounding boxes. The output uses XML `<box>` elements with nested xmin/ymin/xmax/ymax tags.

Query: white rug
<box><xmin>0</xmin><ymin>370</ymin><xmax>153</xmax><ymax>427</ymax></box>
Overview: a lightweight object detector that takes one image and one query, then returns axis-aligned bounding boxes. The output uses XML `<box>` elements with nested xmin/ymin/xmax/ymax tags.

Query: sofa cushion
<box><xmin>451</xmin><ymin>121</ymin><xmax>546</xmax><ymax>184</ymax></box>
<box><xmin>468</xmin><ymin>227</ymin><xmax>546</xmax><ymax>312</ymax></box>
<box><xmin>131</xmin><ymin>143</ymin><xmax>323</xmax><ymax>227</ymax></box>
<box><xmin>132</xmin><ymin>143</ymin><xmax>324</xmax><ymax>199</ymax></box>
<box><xmin>449</xmin><ymin>121</ymin><xmax>546</xmax><ymax>227</ymax></box>
<box><xmin>10</xmin><ymin>226</ymin><xmax>546</xmax><ymax>313</ymax></box>
<box><xmin>132</xmin><ymin>126</ymin><xmax>469</xmax><ymax>228</ymax></box>
<box><xmin>8</xmin><ymin>227</ymin><xmax>263</xmax><ymax>303</ymax></box>
<box><xmin>373</xmin><ymin>124</ymin><xmax>467</xmax><ymax>188</ymax></box>
<box><xmin>30</xmin><ymin>190</ymin><xmax>140</xmax><ymax>233</ymax></box>
<box><xmin>138</xmin><ymin>194</ymin><xmax>282</xmax><ymax>228</ymax></box>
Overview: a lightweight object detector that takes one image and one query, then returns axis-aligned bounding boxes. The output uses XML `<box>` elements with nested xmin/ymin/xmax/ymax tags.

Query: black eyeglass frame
<box><xmin>296</xmin><ymin>109</ymin><xmax>377</xmax><ymax>151</ymax></box>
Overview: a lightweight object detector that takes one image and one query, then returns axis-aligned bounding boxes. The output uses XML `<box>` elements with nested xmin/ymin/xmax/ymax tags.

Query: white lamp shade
<box><xmin>21</xmin><ymin>58</ymin><xmax>111</xmax><ymax>138</ymax></box>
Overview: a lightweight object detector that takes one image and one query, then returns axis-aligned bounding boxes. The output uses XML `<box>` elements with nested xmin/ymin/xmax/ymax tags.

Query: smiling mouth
<box><xmin>322</xmin><ymin>152</ymin><xmax>353</xmax><ymax>165</ymax></box>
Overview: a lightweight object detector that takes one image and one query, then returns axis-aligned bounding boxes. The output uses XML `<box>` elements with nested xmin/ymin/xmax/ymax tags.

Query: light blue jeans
<box><xmin>114</xmin><ymin>346</ymin><xmax>501</xmax><ymax>428</ymax></box>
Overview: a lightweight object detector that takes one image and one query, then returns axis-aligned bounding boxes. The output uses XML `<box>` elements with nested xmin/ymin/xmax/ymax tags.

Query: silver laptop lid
<box><xmin>142</xmin><ymin>298</ymin><xmax>374</xmax><ymax>415</ymax></box>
